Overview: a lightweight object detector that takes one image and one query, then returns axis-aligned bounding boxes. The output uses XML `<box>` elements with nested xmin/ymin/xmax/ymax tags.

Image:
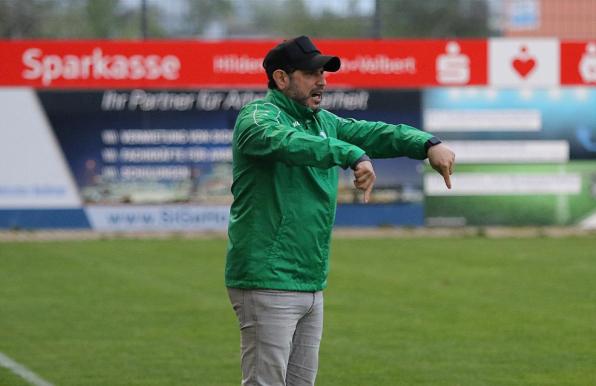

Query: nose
<box><xmin>317</xmin><ymin>72</ymin><xmax>326</xmax><ymax>87</ymax></box>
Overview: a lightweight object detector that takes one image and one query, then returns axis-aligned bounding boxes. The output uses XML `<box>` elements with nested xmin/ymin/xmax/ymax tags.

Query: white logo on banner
<box><xmin>436</xmin><ymin>41</ymin><xmax>470</xmax><ymax>85</ymax></box>
<box><xmin>22</xmin><ymin>48</ymin><xmax>181</xmax><ymax>86</ymax></box>
<box><xmin>85</xmin><ymin>205</ymin><xmax>229</xmax><ymax>231</ymax></box>
<box><xmin>579</xmin><ymin>42</ymin><xmax>596</xmax><ymax>83</ymax></box>
<box><xmin>489</xmin><ymin>38</ymin><xmax>559</xmax><ymax>87</ymax></box>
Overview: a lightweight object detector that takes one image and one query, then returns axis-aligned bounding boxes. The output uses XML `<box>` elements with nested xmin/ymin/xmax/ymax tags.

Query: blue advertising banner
<box><xmin>0</xmin><ymin>88</ymin><xmax>426</xmax><ymax>230</ymax></box>
<box><xmin>422</xmin><ymin>87</ymin><xmax>596</xmax><ymax>227</ymax></box>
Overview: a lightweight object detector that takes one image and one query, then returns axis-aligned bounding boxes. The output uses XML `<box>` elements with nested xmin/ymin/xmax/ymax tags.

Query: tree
<box><xmin>184</xmin><ymin>0</ymin><xmax>233</xmax><ymax>36</ymax></box>
<box><xmin>0</xmin><ymin>0</ymin><xmax>59</xmax><ymax>38</ymax></box>
<box><xmin>0</xmin><ymin>0</ymin><xmax>166</xmax><ymax>39</ymax></box>
<box><xmin>378</xmin><ymin>0</ymin><xmax>491</xmax><ymax>38</ymax></box>
<box><xmin>0</xmin><ymin>0</ymin><xmax>492</xmax><ymax>39</ymax></box>
<box><xmin>240</xmin><ymin>0</ymin><xmax>370</xmax><ymax>38</ymax></box>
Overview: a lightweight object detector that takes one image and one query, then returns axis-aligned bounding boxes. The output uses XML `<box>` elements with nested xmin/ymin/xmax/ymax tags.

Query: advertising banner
<box><xmin>0</xmin><ymin>87</ymin><xmax>426</xmax><ymax>230</ymax></box>
<box><xmin>1</xmin><ymin>39</ymin><xmax>594</xmax><ymax>89</ymax></box>
<box><xmin>560</xmin><ymin>41</ymin><xmax>596</xmax><ymax>85</ymax></box>
<box><xmin>0</xmin><ymin>38</ymin><xmax>594</xmax><ymax>230</ymax></box>
<box><xmin>0</xmin><ymin>39</ymin><xmax>487</xmax><ymax>89</ymax></box>
<box><xmin>488</xmin><ymin>38</ymin><xmax>559</xmax><ymax>87</ymax></box>
<box><xmin>423</xmin><ymin>87</ymin><xmax>596</xmax><ymax>226</ymax></box>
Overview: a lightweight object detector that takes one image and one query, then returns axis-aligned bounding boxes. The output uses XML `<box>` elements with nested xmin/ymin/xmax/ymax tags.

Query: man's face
<box><xmin>284</xmin><ymin>68</ymin><xmax>327</xmax><ymax>111</ymax></box>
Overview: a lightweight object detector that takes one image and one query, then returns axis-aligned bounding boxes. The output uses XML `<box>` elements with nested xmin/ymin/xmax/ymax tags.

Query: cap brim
<box><xmin>295</xmin><ymin>54</ymin><xmax>341</xmax><ymax>72</ymax></box>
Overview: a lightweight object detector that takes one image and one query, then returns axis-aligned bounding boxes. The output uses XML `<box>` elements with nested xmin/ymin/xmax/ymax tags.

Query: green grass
<box><xmin>0</xmin><ymin>367</ymin><xmax>31</xmax><ymax>386</ymax></box>
<box><xmin>1</xmin><ymin>237</ymin><xmax>595</xmax><ymax>385</ymax></box>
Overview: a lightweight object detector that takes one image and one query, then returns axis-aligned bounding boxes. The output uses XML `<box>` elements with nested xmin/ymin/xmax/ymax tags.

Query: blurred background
<box><xmin>0</xmin><ymin>0</ymin><xmax>595</xmax><ymax>231</ymax></box>
<box><xmin>1</xmin><ymin>0</ymin><xmax>595</xmax><ymax>39</ymax></box>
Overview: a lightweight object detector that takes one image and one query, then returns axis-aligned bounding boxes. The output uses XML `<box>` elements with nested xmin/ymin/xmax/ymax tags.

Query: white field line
<box><xmin>0</xmin><ymin>351</ymin><xmax>55</xmax><ymax>386</ymax></box>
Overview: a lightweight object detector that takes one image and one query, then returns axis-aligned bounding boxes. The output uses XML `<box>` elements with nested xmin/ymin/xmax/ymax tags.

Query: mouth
<box><xmin>310</xmin><ymin>91</ymin><xmax>323</xmax><ymax>105</ymax></box>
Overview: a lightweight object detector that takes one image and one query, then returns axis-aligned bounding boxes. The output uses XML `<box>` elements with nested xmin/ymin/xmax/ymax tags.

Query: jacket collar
<box><xmin>266</xmin><ymin>89</ymin><xmax>317</xmax><ymax>120</ymax></box>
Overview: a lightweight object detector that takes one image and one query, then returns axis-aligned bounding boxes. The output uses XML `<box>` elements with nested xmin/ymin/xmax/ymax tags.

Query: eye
<box><xmin>305</xmin><ymin>69</ymin><xmax>323</xmax><ymax>76</ymax></box>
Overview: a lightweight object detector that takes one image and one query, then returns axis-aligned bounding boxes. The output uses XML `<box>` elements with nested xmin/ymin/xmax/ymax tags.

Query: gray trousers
<box><xmin>227</xmin><ymin>288</ymin><xmax>324</xmax><ymax>386</ymax></box>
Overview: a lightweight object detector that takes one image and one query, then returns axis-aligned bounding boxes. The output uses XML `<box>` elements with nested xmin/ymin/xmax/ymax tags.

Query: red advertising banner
<box><xmin>0</xmin><ymin>39</ymin><xmax>487</xmax><ymax>89</ymax></box>
<box><xmin>560</xmin><ymin>41</ymin><xmax>596</xmax><ymax>85</ymax></box>
<box><xmin>2</xmin><ymin>39</ymin><xmax>594</xmax><ymax>89</ymax></box>
<box><xmin>320</xmin><ymin>39</ymin><xmax>487</xmax><ymax>88</ymax></box>
<box><xmin>0</xmin><ymin>40</ymin><xmax>272</xmax><ymax>89</ymax></box>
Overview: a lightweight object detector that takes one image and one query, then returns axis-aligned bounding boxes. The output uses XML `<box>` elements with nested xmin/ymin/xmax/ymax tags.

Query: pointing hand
<box><xmin>427</xmin><ymin>144</ymin><xmax>455</xmax><ymax>189</ymax></box>
<box><xmin>353</xmin><ymin>160</ymin><xmax>376</xmax><ymax>203</ymax></box>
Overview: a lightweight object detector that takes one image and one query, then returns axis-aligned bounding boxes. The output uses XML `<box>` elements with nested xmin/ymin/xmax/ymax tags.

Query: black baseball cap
<box><xmin>263</xmin><ymin>36</ymin><xmax>341</xmax><ymax>76</ymax></box>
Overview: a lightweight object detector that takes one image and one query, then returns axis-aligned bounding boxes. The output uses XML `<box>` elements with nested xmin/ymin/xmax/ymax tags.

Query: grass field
<box><xmin>1</xmin><ymin>236</ymin><xmax>595</xmax><ymax>386</ymax></box>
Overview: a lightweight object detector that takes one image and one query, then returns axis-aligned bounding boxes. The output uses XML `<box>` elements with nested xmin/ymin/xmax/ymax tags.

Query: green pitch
<box><xmin>1</xmin><ymin>236</ymin><xmax>595</xmax><ymax>385</ymax></box>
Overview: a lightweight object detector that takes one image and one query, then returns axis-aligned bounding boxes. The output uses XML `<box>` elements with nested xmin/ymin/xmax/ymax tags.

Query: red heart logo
<box><xmin>512</xmin><ymin>58</ymin><xmax>536</xmax><ymax>78</ymax></box>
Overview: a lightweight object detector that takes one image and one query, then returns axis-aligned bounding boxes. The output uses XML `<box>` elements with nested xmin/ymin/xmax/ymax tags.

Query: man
<box><xmin>225</xmin><ymin>36</ymin><xmax>455</xmax><ymax>386</ymax></box>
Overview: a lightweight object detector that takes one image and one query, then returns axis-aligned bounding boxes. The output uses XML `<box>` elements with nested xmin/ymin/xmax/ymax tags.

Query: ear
<box><xmin>272</xmin><ymin>69</ymin><xmax>290</xmax><ymax>90</ymax></box>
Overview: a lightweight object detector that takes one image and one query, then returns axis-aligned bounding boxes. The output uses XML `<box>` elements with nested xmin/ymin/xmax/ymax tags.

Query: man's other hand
<box><xmin>428</xmin><ymin>144</ymin><xmax>455</xmax><ymax>189</ymax></box>
<box><xmin>353</xmin><ymin>161</ymin><xmax>376</xmax><ymax>203</ymax></box>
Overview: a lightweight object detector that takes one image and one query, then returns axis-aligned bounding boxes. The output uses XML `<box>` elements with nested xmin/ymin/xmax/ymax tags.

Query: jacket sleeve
<box><xmin>235</xmin><ymin>103</ymin><xmax>366</xmax><ymax>169</ymax></box>
<box><xmin>331</xmin><ymin>112</ymin><xmax>433</xmax><ymax>160</ymax></box>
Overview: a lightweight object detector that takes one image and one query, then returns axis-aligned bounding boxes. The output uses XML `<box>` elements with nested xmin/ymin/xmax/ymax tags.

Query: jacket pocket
<box><xmin>265</xmin><ymin>215</ymin><xmax>291</xmax><ymax>260</ymax></box>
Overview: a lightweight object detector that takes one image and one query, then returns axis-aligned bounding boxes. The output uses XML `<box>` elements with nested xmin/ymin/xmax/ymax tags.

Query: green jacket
<box><xmin>225</xmin><ymin>89</ymin><xmax>432</xmax><ymax>291</ymax></box>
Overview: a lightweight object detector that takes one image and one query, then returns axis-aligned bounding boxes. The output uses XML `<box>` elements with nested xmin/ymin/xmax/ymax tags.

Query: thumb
<box><xmin>442</xmin><ymin>168</ymin><xmax>452</xmax><ymax>189</ymax></box>
<box><xmin>363</xmin><ymin>184</ymin><xmax>373</xmax><ymax>203</ymax></box>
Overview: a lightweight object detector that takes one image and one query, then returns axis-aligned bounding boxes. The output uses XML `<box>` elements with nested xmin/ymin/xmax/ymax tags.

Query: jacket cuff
<box><xmin>416</xmin><ymin>133</ymin><xmax>435</xmax><ymax>159</ymax></box>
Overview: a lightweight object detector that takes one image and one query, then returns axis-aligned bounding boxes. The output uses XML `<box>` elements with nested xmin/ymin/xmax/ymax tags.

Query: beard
<box><xmin>285</xmin><ymin>81</ymin><xmax>323</xmax><ymax>112</ymax></box>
